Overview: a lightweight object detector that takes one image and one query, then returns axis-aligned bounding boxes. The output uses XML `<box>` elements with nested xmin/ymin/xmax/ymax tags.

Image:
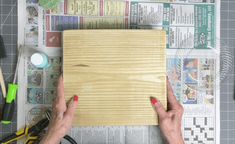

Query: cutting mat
<box><xmin>220</xmin><ymin>0</ymin><xmax>235</xmax><ymax>143</ymax></box>
<box><xmin>0</xmin><ymin>0</ymin><xmax>17</xmax><ymax>141</ymax></box>
<box><xmin>63</xmin><ymin>30</ymin><xmax>166</xmax><ymax>126</ymax></box>
<box><xmin>1</xmin><ymin>0</ymin><xmax>235</xmax><ymax>143</ymax></box>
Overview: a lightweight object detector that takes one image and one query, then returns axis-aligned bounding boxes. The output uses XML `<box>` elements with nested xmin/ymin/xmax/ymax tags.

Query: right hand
<box><xmin>150</xmin><ymin>78</ymin><xmax>184</xmax><ymax>144</ymax></box>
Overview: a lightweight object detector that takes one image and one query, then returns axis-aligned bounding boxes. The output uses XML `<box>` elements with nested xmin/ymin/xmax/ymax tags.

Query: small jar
<box><xmin>30</xmin><ymin>53</ymin><xmax>50</xmax><ymax>68</ymax></box>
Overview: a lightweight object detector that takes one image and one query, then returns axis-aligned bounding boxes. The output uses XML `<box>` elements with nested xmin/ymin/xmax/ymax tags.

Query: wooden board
<box><xmin>63</xmin><ymin>30</ymin><xmax>167</xmax><ymax>126</ymax></box>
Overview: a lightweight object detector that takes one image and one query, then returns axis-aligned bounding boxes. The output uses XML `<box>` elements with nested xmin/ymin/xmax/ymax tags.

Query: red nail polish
<box><xmin>150</xmin><ymin>97</ymin><xmax>157</xmax><ymax>105</ymax></box>
<box><xmin>74</xmin><ymin>95</ymin><xmax>79</xmax><ymax>102</ymax></box>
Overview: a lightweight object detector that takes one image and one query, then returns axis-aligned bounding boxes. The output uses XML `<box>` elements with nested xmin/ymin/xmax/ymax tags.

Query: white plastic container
<box><xmin>30</xmin><ymin>53</ymin><xmax>50</xmax><ymax>68</ymax></box>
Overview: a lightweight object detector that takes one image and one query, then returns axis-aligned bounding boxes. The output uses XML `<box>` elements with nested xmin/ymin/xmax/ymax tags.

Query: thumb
<box><xmin>64</xmin><ymin>95</ymin><xmax>79</xmax><ymax>120</ymax></box>
<box><xmin>150</xmin><ymin>97</ymin><xmax>167</xmax><ymax>119</ymax></box>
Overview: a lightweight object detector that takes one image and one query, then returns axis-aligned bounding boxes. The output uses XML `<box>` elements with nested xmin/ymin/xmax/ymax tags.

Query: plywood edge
<box><xmin>63</xmin><ymin>29</ymin><xmax>167</xmax><ymax>35</ymax></box>
<box><xmin>72</xmin><ymin>116</ymin><xmax>159</xmax><ymax>126</ymax></box>
<box><xmin>161</xmin><ymin>30</ymin><xmax>167</xmax><ymax>111</ymax></box>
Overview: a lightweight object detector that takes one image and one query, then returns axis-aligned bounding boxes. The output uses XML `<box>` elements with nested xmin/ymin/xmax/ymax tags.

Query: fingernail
<box><xmin>150</xmin><ymin>96</ymin><xmax>157</xmax><ymax>105</ymax></box>
<box><xmin>74</xmin><ymin>95</ymin><xmax>79</xmax><ymax>102</ymax></box>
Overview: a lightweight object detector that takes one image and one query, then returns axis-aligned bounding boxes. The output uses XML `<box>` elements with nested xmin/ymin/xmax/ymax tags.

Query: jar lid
<box><xmin>31</xmin><ymin>53</ymin><xmax>43</xmax><ymax>66</ymax></box>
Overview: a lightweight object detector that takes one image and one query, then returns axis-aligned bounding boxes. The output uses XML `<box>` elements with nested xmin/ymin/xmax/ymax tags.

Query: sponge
<box><xmin>0</xmin><ymin>35</ymin><xmax>6</xmax><ymax>58</ymax></box>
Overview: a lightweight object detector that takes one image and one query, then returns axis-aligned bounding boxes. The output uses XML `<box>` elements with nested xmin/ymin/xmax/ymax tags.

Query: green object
<box><xmin>1</xmin><ymin>121</ymin><xmax>11</xmax><ymax>124</ymax></box>
<box><xmin>6</xmin><ymin>84</ymin><xmax>18</xmax><ymax>103</ymax></box>
<box><xmin>1</xmin><ymin>84</ymin><xmax>18</xmax><ymax>124</ymax></box>
<box><xmin>39</xmin><ymin>0</ymin><xmax>61</xmax><ymax>10</ymax></box>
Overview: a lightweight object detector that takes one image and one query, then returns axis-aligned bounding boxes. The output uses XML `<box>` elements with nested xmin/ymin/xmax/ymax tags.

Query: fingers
<box><xmin>150</xmin><ymin>97</ymin><xmax>167</xmax><ymax>119</ymax></box>
<box><xmin>64</xmin><ymin>95</ymin><xmax>79</xmax><ymax>122</ymax></box>
<box><xmin>57</xmin><ymin>76</ymin><xmax>65</xmax><ymax>100</ymax></box>
<box><xmin>54</xmin><ymin>76</ymin><xmax>66</xmax><ymax>113</ymax></box>
<box><xmin>167</xmin><ymin>77</ymin><xmax>181</xmax><ymax>109</ymax></box>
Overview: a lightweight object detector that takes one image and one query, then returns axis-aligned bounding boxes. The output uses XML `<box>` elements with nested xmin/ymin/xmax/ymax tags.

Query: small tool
<box><xmin>1</xmin><ymin>46</ymin><xmax>22</xmax><ymax>124</ymax></box>
<box><xmin>0</xmin><ymin>110</ymin><xmax>77</xmax><ymax>144</ymax></box>
<box><xmin>0</xmin><ymin>110</ymin><xmax>50</xmax><ymax>144</ymax></box>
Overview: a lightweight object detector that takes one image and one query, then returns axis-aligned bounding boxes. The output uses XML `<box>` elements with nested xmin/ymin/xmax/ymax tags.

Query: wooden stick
<box><xmin>0</xmin><ymin>67</ymin><xmax>6</xmax><ymax>98</ymax></box>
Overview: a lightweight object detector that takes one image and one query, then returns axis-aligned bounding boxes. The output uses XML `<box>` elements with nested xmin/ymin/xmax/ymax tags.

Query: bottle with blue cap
<box><xmin>30</xmin><ymin>53</ymin><xmax>50</xmax><ymax>68</ymax></box>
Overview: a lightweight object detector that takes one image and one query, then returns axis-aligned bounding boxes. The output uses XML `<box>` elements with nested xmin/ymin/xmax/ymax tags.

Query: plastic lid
<box><xmin>31</xmin><ymin>53</ymin><xmax>43</xmax><ymax>66</ymax></box>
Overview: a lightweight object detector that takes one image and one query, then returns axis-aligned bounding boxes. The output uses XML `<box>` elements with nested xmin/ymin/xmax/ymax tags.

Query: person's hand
<box><xmin>40</xmin><ymin>76</ymin><xmax>79</xmax><ymax>144</ymax></box>
<box><xmin>150</xmin><ymin>78</ymin><xmax>184</xmax><ymax>144</ymax></box>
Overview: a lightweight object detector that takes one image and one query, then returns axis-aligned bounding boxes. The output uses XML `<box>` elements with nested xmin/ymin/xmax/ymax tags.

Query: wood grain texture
<box><xmin>63</xmin><ymin>30</ymin><xmax>166</xmax><ymax>126</ymax></box>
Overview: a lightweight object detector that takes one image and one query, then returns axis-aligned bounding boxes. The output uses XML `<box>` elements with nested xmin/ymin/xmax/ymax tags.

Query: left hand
<box><xmin>40</xmin><ymin>76</ymin><xmax>79</xmax><ymax>144</ymax></box>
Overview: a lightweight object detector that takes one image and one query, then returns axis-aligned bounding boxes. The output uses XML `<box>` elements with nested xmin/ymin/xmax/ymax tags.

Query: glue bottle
<box><xmin>30</xmin><ymin>52</ymin><xmax>50</xmax><ymax>68</ymax></box>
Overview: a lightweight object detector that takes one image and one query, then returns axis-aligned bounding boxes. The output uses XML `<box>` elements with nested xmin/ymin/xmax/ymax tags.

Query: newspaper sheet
<box><xmin>18</xmin><ymin>0</ymin><xmax>220</xmax><ymax>143</ymax></box>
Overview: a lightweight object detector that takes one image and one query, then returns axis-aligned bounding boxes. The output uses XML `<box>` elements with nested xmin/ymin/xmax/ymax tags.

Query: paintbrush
<box><xmin>0</xmin><ymin>67</ymin><xmax>6</xmax><ymax>98</ymax></box>
<box><xmin>0</xmin><ymin>35</ymin><xmax>6</xmax><ymax>58</ymax></box>
<box><xmin>0</xmin><ymin>35</ymin><xmax>6</xmax><ymax>97</ymax></box>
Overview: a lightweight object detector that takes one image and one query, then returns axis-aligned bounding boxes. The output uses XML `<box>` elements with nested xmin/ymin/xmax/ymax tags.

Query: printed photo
<box><xmin>49</xmin><ymin>57</ymin><xmax>62</xmax><ymax>66</ymax></box>
<box><xmin>183</xmin><ymin>71</ymin><xmax>197</xmax><ymax>84</ymax></box>
<box><xmin>27</xmin><ymin>70</ymin><xmax>43</xmax><ymax>88</ymax></box>
<box><xmin>200</xmin><ymin>59</ymin><xmax>215</xmax><ymax>71</ymax></box>
<box><xmin>199</xmin><ymin>59</ymin><xmax>215</xmax><ymax>89</ymax></box>
<box><xmin>27</xmin><ymin>88</ymin><xmax>43</xmax><ymax>104</ymax></box>
<box><xmin>183</xmin><ymin>58</ymin><xmax>198</xmax><ymax>71</ymax></box>
<box><xmin>25</xmin><ymin>25</ymin><xmax>38</xmax><ymax>45</ymax></box>
<box><xmin>183</xmin><ymin>84</ymin><xmax>197</xmax><ymax>104</ymax></box>
<box><xmin>44</xmin><ymin>89</ymin><xmax>56</xmax><ymax>104</ymax></box>
<box><xmin>51</xmin><ymin>16</ymin><xmax>79</xmax><ymax>31</ymax></box>
<box><xmin>204</xmin><ymin>90</ymin><xmax>214</xmax><ymax>104</ymax></box>
<box><xmin>167</xmin><ymin>58</ymin><xmax>181</xmax><ymax>83</ymax></box>
<box><xmin>200</xmin><ymin>73</ymin><xmax>214</xmax><ymax>89</ymax></box>
<box><xmin>45</xmin><ymin>72</ymin><xmax>60</xmax><ymax>88</ymax></box>
<box><xmin>26</xmin><ymin>5</ymin><xmax>38</xmax><ymax>24</ymax></box>
<box><xmin>26</xmin><ymin>0</ymin><xmax>38</xmax><ymax>4</ymax></box>
<box><xmin>167</xmin><ymin>58</ymin><xmax>182</xmax><ymax>102</ymax></box>
<box><xmin>46</xmin><ymin>32</ymin><xmax>61</xmax><ymax>47</ymax></box>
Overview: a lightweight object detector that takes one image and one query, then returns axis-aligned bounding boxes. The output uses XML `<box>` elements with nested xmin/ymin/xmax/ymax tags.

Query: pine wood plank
<box><xmin>63</xmin><ymin>30</ymin><xmax>166</xmax><ymax>126</ymax></box>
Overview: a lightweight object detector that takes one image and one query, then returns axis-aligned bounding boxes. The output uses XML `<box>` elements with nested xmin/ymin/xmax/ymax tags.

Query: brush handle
<box><xmin>0</xmin><ymin>35</ymin><xmax>6</xmax><ymax>58</ymax></box>
<box><xmin>0</xmin><ymin>67</ymin><xmax>6</xmax><ymax>98</ymax></box>
<box><xmin>1</xmin><ymin>84</ymin><xmax>18</xmax><ymax>124</ymax></box>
